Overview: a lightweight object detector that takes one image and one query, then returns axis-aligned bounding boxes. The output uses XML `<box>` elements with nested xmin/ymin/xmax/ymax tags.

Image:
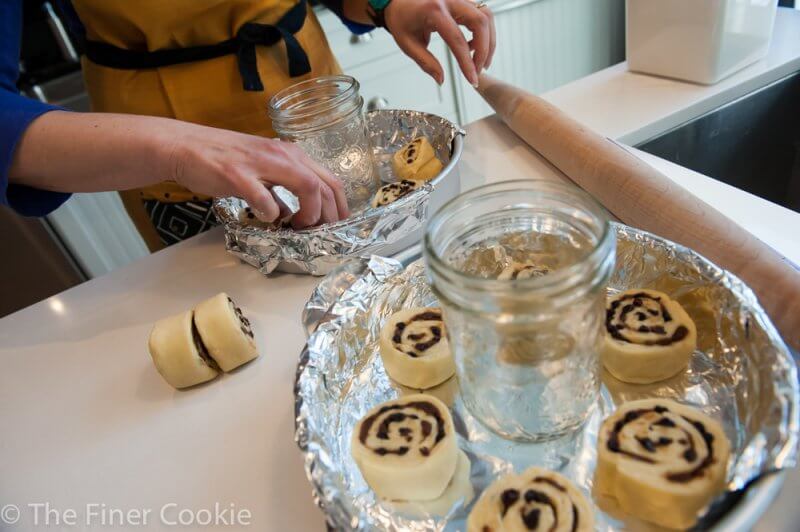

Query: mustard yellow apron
<box><xmin>72</xmin><ymin>0</ymin><xmax>341</xmax><ymax>250</ymax></box>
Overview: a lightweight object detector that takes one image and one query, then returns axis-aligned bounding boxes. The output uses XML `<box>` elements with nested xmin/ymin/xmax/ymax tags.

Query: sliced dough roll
<box><xmin>194</xmin><ymin>293</ymin><xmax>259</xmax><ymax>372</ymax></box>
<box><xmin>497</xmin><ymin>261</ymin><xmax>551</xmax><ymax>280</ymax></box>
<box><xmin>389</xmin><ymin>450</ymin><xmax>473</xmax><ymax>517</ymax></box>
<box><xmin>371</xmin><ymin>179</ymin><xmax>422</xmax><ymax>208</ymax></box>
<box><xmin>148</xmin><ymin>310</ymin><xmax>220</xmax><ymax>389</ymax></box>
<box><xmin>595</xmin><ymin>399</ymin><xmax>730</xmax><ymax>530</ymax></box>
<box><xmin>379</xmin><ymin>307</ymin><xmax>455</xmax><ymax>389</ymax></box>
<box><xmin>352</xmin><ymin>394</ymin><xmax>458</xmax><ymax>501</ymax></box>
<box><xmin>602</xmin><ymin>288</ymin><xmax>697</xmax><ymax>383</ymax></box>
<box><xmin>468</xmin><ymin>467</ymin><xmax>594</xmax><ymax>532</ymax></box>
<box><xmin>391</xmin><ymin>137</ymin><xmax>443</xmax><ymax>182</ymax></box>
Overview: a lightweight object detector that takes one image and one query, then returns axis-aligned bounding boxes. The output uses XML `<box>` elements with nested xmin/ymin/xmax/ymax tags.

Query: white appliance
<box><xmin>626</xmin><ymin>0</ymin><xmax>779</xmax><ymax>84</ymax></box>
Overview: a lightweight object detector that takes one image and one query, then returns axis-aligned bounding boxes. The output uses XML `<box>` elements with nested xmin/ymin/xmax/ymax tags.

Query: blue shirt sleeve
<box><xmin>1</xmin><ymin>0</ymin><xmax>71</xmax><ymax>217</ymax></box>
<box><xmin>318</xmin><ymin>0</ymin><xmax>375</xmax><ymax>35</ymax></box>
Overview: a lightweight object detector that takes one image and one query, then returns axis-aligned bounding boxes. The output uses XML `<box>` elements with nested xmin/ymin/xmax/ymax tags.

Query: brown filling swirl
<box><xmin>606</xmin><ymin>405</ymin><xmax>717</xmax><ymax>483</ymax></box>
<box><xmin>190</xmin><ymin>315</ymin><xmax>219</xmax><ymax>370</ymax></box>
<box><xmin>358</xmin><ymin>400</ymin><xmax>446</xmax><ymax>457</ymax></box>
<box><xmin>375</xmin><ymin>180</ymin><xmax>419</xmax><ymax>207</ymax></box>
<box><xmin>391</xmin><ymin>310</ymin><xmax>445</xmax><ymax>358</ymax></box>
<box><xmin>492</xmin><ymin>477</ymin><xmax>581</xmax><ymax>531</ymax></box>
<box><xmin>605</xmin><ymin>292</ymin><xmax>689</xmax><ymax>346</ymax></box>
<box><xmin>227</xmin><ymin>296</ymin><xmax>254</xmax><ymax>339</ymax></box>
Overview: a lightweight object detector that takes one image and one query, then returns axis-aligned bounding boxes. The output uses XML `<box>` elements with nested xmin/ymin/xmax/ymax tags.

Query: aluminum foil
<box><xmin>213</xmin><ymin>110</ymin><xmax>461</xmax><ymax>276</ymax></box>
<box><xmin>295</xmin><ymin>223</ymin><xmax>799</xmax><ymax>531</ymax></box>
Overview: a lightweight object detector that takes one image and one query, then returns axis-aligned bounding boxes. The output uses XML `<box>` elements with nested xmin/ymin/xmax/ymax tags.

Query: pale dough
<box><xmin>351</xmin><ymin>394</ymin><xmax>459</xmax><ymax>501</ymax></box>
<box><xmin>379</xmin><ymin>307</ymin><xmax>455</xmax><ymax>389</ymax></box>
<box><xmin>391</xmin><ymin>137</ymin><xmax>443</xmax><ymax>182</ymax></box>
<box><xmin>467</xmin><ymin>466</ymin><xmax>594</xmax><ymax>532</ymax></box>
<box><xmin>594</xmin><ymin>398</ymin><xmax>730</xmax><ymax>530</ymax></box>
<box><xmin>148</xmin><ymin>310</ymin><xmax>220</xmax><ymax>389</ymax></box>
<box><xmin>602</xmin><ymin>288</ymin><xmax>697</xmax><ymax>383</ymax></box>
<box><xmin>388</xmin><ymin>450</ymin><xmax>473</xmax><ymax>517</ymax></box>
<box><xmin>371</xmin><ymin>179</ymin><xmax>422</xmax><ymax>208</ymax></box>
<box><xmin>194</xmin><ymin>293</ymin><xmax>259</xmax><ymax>372</ymax></box>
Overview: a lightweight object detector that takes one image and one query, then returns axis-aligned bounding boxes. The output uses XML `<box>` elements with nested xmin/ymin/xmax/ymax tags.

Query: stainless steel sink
<box><xmin>637</xmin><ymin>70</ymin><xmax>800</xmax><ymax>213</ymax></box>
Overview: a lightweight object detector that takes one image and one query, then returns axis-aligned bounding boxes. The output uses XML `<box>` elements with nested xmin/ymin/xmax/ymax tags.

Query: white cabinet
<box><xmin>454</xmin><ymin>0</ymin><xmax>626</xmax><ymax>123</ymax></box>
<box><xmin>319</xmin><ymin>0</ymin><xmax>625</xmax><ymax>125</ymax></box>
<box><xmin>317</xmin><ymin>10</ymin><xmax>462</xmax><ymax>124</ymax></box>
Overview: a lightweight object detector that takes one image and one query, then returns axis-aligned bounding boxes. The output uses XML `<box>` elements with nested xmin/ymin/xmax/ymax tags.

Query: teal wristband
<box><xmin>367</xmin><ymin>0</ymin><xmax>393</xmax><ymax>27</ymax></box>
<box><xmin>368</xmin><ymin>0</ymin><xmax>392</xmax><ymax>9</ymax></box>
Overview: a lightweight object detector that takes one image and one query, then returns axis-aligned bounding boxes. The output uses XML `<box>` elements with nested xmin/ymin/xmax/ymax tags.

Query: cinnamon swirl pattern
<box><xmin>602</xmin><ymin>288</ymin><xmax>697</xmax><ymax>383</ymax></box>
<box><xmin>194</xmin><ymin>293</ymin><xmax>259</xmax><ymax>372</ymax></box>
<box><xmin>595</xmin><ymin>399</ymin><xmax>730</xmax><ymax>529</ymax></box>
<box><xmin>497</xmin><ymin>262</ymin><xmax>551</xmax><ymax>281</ymax></box>
<box><xmin>379</xmin><ymin>308</ymin><xmax>455</xmax><ymax>389</ymax></box>
<box><xmin>371</xmin><ymin>180</ymin><xmax>422</xmax><ymax>208</ymax></box>
<box><xmin>467</xmin><ymin>467</ymin><xmax>594</xmax><ymax>532</ymax></box>
<box><xmin>351</xmin><ymin>394</ymin><xmax>458</xmax><ymax>501</ymax></box>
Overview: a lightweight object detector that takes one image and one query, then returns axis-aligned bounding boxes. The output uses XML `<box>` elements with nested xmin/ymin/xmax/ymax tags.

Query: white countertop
<box><xmin>2</xmin><ymin>8</ymin><xmax>800</xmax><ymax>532</ymax></box>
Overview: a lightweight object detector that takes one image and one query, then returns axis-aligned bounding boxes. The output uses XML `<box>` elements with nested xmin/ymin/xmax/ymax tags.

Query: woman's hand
<box><xmin>165</xmin><ymin>125</ymin><xmax>349</xmax><ymax>228</ymax></box>
<box><xmin>9</xmin><ymin>112</ymin><xmax>349</xmax><ymax>229</ymax></box>
<box><xmin>384</xmin><ymin>0</ymin><xmax>496</xmax><ymax>86</ymax></box>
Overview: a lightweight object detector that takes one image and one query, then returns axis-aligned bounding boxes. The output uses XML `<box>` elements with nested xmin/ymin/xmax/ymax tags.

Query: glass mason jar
<box><xmin>268</xmin><ymin>75</ymin><xmax>380</xmax><ymax>212</ymax></box>
<box><xmin>424</xmin><ymin>180</ymin><xmax>616</xmax><ymax>441</ymax></box>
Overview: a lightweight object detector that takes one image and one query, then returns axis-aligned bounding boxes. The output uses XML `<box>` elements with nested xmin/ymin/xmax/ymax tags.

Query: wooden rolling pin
<box><xmin>477</xmin><ymin>74</ymin><xmax>800</xmax><ymax>351</ymax></box>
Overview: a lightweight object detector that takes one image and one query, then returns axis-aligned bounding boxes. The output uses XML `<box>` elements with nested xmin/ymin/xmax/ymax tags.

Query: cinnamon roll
<box><xmin>371</xmin><ymin>179</ymin><xmax>422</xmax><ymax>208</ymax></box>
<box><xmin>497</xmin><ymin>262</ymin><xmax>551</xmax><ymax>280</ymax></box>
<box><xmin>351</xmin><ymin>394</ymin><xmax>458</xmax><ymax>501</ymax></box>
<box><xmin>392</xmin><ymin>136</ymin><xmax>443</xmax><ymax>182</ymax></box>
<box><xmin>602</xmin><ymin>289</ymin><xmax>697</xmax><ymax>383</ymax></box>
<box><xmin>467</xmin><ymin>467</ymin><xmax>594</xmax><ymax>532</ymax></box>
<box><xmin>389</xmin><ymin>450</ymin><xmax>474</xmax><ymax>516</ymax></box>
<box><xmin>379</xmin><ymin>308</ymin><xmax>455</xmax><ymax>389</ymax></box>
<box><xmin>595</xmin><ymin>399</ymin><xmax>730</xmax><ymax>530</ymax></box>
<box><xmin>148</xmin><ymin>310</ymin><xmax>220</xmax><ymax>389</ymax></box>
<box><xmin>194</xmin><ymin>293</ymin><xmax>259</xmax><ymax>372</ymax></box>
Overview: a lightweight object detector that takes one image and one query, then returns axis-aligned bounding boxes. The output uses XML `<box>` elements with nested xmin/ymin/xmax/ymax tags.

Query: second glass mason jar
<box><xmin>268</xmin><ymin>75</ymin><xmax>380</xmax><ymax>212</ymax></box>
<box><xmin>424</xmin><ymin>180</ymin><xmax>616</xmax><ymax>441</ymax></box>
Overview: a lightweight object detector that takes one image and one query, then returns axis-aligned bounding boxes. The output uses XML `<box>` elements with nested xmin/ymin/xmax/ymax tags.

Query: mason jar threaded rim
<box><xmin>423</xmin><ymin>179</ymin><xmax>615</xmax><ymax>313</ymax></box>
<box><xmin>268</xmin><ymin>75</ymin><xmax>363</xmax><ymax>136</ymax></box>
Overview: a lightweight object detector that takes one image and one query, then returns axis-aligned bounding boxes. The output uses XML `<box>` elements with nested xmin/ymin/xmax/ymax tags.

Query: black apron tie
<box><xmin>83</xmin><ymin>0</ymin><xmax>311</xmax><ymax>92</ymax></box>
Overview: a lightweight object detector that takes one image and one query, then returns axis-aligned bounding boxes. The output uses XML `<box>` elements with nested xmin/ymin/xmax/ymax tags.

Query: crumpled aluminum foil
<box><xmin>213</xmin><ymin>110</ymin><xmax>461</xmax><ymax>276</ymax></box>
<box><xmin>295</xmin><ymin>223</ymin><xmax>799</xmax><ymax>531</ymax></box>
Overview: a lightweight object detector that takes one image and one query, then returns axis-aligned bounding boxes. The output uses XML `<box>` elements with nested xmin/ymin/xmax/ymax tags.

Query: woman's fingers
<box><xmin>394</xmin><ymin>33</ymin><xmax>444</xmax><ymax>84</ymax></box>
<box><xmin>297</xmin><ymin>150</ymin><xmax>350</xmax><ymax>219</ymax></box>
<box><xmin>433</xmin><ymin>9</ymin><xmax>478</xmax><ymax>85</ymax></box>
<box><xmin>318</xmin><ymin>183</ymin><xmax>339</xmax><ymax>225</ymax></box>
<box><xmin>483</xmin><ymin>4</ymin><xmax>496</xmax><ymax>67</ymax></box>
<box><xmin>451</xmin><ymin>0</ymin><xmax>491</xmax><ymax>73</ymax></box>
<box><xmin>237</xmin><ymin>177</ymin><xmax>281</xmax><ymax>222</ymax></box>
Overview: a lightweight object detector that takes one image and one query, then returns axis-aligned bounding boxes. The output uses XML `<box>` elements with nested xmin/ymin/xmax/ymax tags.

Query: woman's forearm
<box><xmin>7</xmin><ymin>110</ymin><xmax>349</xmax><ymax>227</ymax></box>
<box><xmin>8</xmin><ymin>111</ymin><xmax>173</xmax><ymax>193</ymax></box>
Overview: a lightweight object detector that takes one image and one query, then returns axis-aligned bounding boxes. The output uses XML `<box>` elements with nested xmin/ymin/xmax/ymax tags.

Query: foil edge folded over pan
<box><xmin>295</xmin><ymin>222</ymin><xmax>799</xmax><ymax>531</ymax></box>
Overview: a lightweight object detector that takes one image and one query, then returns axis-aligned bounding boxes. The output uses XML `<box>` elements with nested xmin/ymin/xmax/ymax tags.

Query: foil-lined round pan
<box><xmin>213</xmin><ymin>110</ymin><xmax>463</xmax><ymax>276</ymax></box>
<box><xmin>294</xmin><ymin>223</ymin><xmax>799</xmax><ymax>531</ymax></box>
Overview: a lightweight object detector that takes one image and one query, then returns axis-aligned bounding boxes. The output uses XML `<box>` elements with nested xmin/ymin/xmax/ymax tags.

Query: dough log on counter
<box><xmin>194</xmin><ymin>293</ymin><xmax>259</xmax><ymax>372</ymax></box>
<box><xmin>148</xmin><ymin>310</ymin><xmax>220</xmax><ymax>389</ymax></box>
